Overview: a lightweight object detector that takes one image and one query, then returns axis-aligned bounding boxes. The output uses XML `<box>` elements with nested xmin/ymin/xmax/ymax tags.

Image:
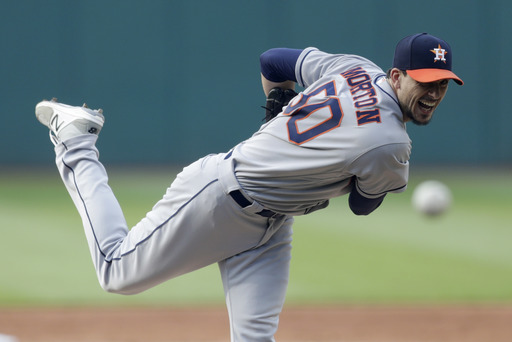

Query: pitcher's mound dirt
<box><xmin>1</xmin><ymin>305</ymin><xmax>512</xmax><ymax>342</ymax></box>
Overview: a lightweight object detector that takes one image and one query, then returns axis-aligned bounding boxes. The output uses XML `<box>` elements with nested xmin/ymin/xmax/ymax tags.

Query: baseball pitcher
<box><xmin>35</xmin><ymin>33</ymin><xmax>463</xmax><ymax>341</ymax></box>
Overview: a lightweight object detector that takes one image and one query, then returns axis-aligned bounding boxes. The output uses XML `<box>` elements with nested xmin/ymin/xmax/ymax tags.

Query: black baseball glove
<box><xmin>262</xmin><ymin>87</ymin><xmax>298</xmax><ymax>122</ymax></box>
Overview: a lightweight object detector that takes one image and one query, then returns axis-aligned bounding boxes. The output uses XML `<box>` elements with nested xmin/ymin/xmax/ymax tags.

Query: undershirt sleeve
<box><xmin>260</xmin><ymin>48</ymin><xmax>302</xmax><ymax>83</ymax></box>
<box><xmin>349</xmin><ymin>178</ymin><xmax>386</xmax><ymax>215</ymax></box>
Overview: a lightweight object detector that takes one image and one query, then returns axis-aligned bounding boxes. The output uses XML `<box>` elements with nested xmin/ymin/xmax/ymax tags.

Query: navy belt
<box><xmin>229</xmin><ymin>190</ymin><xmax>277</xmax><ymax>218</ymax></box>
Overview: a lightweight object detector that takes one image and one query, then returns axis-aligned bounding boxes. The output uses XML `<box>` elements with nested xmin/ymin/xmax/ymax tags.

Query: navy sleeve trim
<box><xmin>357</xmin><ymin>182</ymin><xmax>406</xmax><ymax>197</ymax></box>
<box><xmin>260</xmin><ymin>48</ymin><xmax>302</xmax><ymax>83</ymax></box>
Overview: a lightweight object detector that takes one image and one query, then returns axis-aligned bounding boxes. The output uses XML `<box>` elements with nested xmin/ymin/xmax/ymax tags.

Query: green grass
<box><xmin>1</xmin><ymin>166</ymin><xmax>511</xmax><ymax>307</ymax></box>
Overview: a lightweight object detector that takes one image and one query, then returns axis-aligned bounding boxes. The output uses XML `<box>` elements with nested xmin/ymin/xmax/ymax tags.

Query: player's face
<box><xmin>396</xmin><ymin>73</ymin><xmax>449</xmax><ymax>126</ymax></box>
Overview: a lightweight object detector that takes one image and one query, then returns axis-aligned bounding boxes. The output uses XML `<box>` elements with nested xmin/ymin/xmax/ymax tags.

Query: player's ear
<box><xmin>388</xmin><ymin>68</ymin><xmax>403</xmax><ymax>90</ymax></box>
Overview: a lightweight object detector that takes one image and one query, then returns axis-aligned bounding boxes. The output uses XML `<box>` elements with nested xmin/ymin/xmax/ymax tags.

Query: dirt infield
<box><xmin>1</xmin><ymin>305</ymin><xmax>512</xmax><ymax>342</ymax></box>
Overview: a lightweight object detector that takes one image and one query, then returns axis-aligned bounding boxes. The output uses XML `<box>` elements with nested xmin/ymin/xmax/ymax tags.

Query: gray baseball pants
<box><xmin>54</xmin><ymin>134</ymin><xmax>294</xmax><ymax>341</ymax></box>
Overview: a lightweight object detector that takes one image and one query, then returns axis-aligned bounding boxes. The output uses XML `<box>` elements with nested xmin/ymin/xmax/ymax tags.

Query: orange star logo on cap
<box><xmin>430</xmin><ymin>44</ymin><xmax>447</xmax><ymax>63</ymax></box>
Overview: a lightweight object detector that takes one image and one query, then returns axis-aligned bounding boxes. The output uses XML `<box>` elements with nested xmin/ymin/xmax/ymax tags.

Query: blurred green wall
<box><xmin>1</xmin><ymin>0</ymin><xmax>510</xmax><ymax>166</ymax></box>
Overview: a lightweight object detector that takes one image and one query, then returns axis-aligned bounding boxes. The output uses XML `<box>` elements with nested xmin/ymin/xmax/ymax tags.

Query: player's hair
<box><xmin>386</xmin><ymin>68</ymin><xmax>407</xmax><ymax>78</ymax></box>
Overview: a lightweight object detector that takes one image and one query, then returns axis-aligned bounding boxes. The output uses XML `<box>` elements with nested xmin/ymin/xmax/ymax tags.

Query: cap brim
<box><xmin>407</xmin><ymin>69</ymin><xmax>464</xmax><ymax>85</ymax></box>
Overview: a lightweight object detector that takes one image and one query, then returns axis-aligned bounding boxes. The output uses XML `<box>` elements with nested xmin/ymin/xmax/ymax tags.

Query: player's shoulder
<box><xmin>351</xmin><ymin>139</ymin><xmax>411</xmax><ymax>178</ymax></box>
<box><xmin>300</xmin><ymin>48</ymin><xmax>382</xmax><ymax>72</ymax></box>
<box><xmin>297</xmin><ymin>48</ymin><xmax>384</xmax><ymax>87</ymax></box>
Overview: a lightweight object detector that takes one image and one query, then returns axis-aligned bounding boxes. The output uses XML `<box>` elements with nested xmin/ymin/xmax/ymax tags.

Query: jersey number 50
<box><xmin>283</xmin><ymin>81</ymin><xmax>343</xmax><ymax>145</ymax></box>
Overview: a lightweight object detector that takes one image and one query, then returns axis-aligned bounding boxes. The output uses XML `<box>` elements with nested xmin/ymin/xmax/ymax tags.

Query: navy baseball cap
<box><xmin>393</xmin><ymin>33</ymin><xmax>463</xmax><ymax>85</ymax></box>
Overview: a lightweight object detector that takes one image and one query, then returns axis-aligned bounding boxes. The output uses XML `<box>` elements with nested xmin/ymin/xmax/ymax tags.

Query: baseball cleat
<box><xmin>35</xmin><ymin>99</ymin><xmax>105</xmax><ymax>146</ymax></box>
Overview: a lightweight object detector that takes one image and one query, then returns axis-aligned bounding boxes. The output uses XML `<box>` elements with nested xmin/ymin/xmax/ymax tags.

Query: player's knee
<box><xmin>98</xmin><ymin>278</ymin><xmax>144</xmax><ymax>295</ymax></box>
<box><xmin>101</xmin><ymin>283</ymin><xmax>141</xmax><ymax>295</ymax></box>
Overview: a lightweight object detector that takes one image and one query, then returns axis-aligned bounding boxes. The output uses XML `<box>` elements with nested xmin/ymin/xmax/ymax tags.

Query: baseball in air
<box><xmin>411</xmin><ymin>180</ymin><xmax>452</xmax><ymax>216</ymax></box>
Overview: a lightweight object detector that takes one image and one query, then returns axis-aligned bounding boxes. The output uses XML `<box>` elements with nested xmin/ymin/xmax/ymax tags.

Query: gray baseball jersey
<box><xmin>234</xmin><ymin>47</ymin><xmax>411</xmax><ymax>215</ymax></box>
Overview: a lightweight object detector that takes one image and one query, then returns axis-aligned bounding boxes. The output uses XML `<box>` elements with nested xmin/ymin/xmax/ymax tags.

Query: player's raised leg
<box><xmin>218</xmin><ymin>216</ymin><xmax>293</xmax><ymax>342</ymax></box>
<box><xmin>34</xmin><ymin>99</ymin><xmax>281</xmax><ymax>296</ymax></box>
